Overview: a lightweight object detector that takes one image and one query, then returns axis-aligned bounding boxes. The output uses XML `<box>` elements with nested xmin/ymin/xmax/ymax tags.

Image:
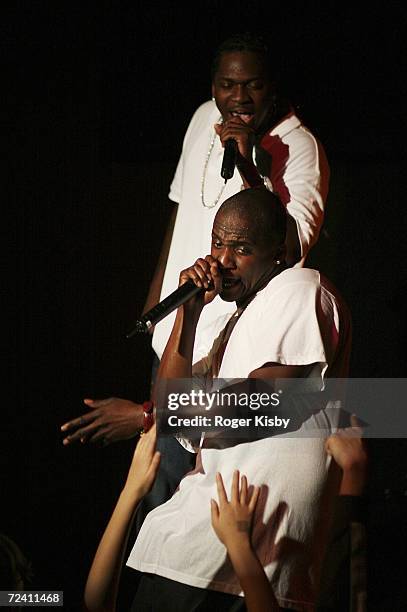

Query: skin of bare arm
<box><xmin>83</xmin><ymin>425</ymin><xmax>160</xmax><ymax>612</ymax></box>
<box><xmin>325</xmin><ymin>415</ymin><xmax>368</xmax><ymax>496</ymax></box>
<box><xmin>154</xmin><ymin>255</ymin><xmax>222</xmax><ymax>386</ymax></box>
<box><xmin>211</xmin><ymin>470</ymin><xmax>279</xmax><ymax>612</ymax></box>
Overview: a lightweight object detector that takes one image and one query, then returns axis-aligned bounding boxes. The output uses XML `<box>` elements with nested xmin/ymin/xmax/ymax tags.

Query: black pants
<box><xmin>131</xmin><ymin>573</ymin><xmax>247</xmax><ymax>612</ymax></box>
<box><xmin>132</xmin><ymin>573</ymin><xmax>297</xmax><ymax>612</ymax></box>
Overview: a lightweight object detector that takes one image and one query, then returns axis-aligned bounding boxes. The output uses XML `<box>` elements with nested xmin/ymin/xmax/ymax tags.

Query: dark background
<box><xmin>3</xmin><ymin>1</ymin><xmax>407</xmax><ymax>609</ymax></box>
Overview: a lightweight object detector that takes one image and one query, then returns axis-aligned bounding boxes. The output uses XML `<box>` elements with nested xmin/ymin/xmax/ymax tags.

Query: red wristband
<box><xmin>141</xmin><ymin>400</ymin><xmax>154</xmax><ymax>434</ymax></box>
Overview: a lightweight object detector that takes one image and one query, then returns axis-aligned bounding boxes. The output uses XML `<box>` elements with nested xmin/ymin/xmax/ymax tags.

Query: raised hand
<box><xmin>325</xmin><ymin>415</ymin><xmax>368</xmax><ymax>496</ymax></box>
<box><xmin>179</xmin><ymin>255</ymin><xmax>222</xmax><ymax>310</ymax></box>
<box><xmin>214</xmin><ymin>117</ymin><xmax>256</xmax><ymax>162</ymax></box>
<box><xmin>211</xmin><ymin>470</ymin><xmax>260</xmax><ymax>549</ymax></box>
<box><xmin>210</xmin><ymin>471</ymin><xmax>279</xmax><ymax>611</ymax></box>
<box><xmin>84</xmin><ymin>425</ymin><xmax>160</xmax><ymax>612</ymax></box>
<box><xmin>122</xmin><ymin>424</ymin><xmax>161</xmax><ymax>500</ymax></box>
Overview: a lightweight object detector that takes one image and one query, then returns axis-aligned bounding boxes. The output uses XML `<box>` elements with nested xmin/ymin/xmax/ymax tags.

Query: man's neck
<box><xmin>236</xmin><ymin>263</ymin><xmax>288</xmax><ymax>310</ymax></box>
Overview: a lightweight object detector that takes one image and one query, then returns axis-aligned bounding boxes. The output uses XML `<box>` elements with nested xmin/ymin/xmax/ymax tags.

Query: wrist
<box><xmin>137</xmin><ymin>401</ymin><xmax>155</xmax><ymax>436</ymax></box>
<box><xmin>339</xmin><ymin>465</ymin><xmax>367</xmax><ymax>496</ymax></box>
<box><xmin>226</xmin><ymin>539</ymin><xmax>259</xmax><ymax>579</ymax></box>
<box><xmin>224</xmin><ymin>535</ymin><xmax>252</xmax><ymax>559</ymax></box>
<box><xmin>133</xmin><ymin>403</ymin><xmax>145</xmax><ymax>428</ymax></box>
<box><xmin>236</xmin><ymin>156</ymin><xmax>263</xmax><ymax>188</ymax></box>
<box><xmin>117</xmin><ymin>487</ymin><xmax>142</xmax><ymax>512</ymax></box>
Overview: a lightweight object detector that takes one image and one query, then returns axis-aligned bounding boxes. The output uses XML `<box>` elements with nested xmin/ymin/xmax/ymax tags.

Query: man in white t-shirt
<box><xmin>61</xmin><ymin>33</ymin><xmax>330</xmax><ymax>450</ymax></box>
<box><xmin>151</xmin><ymin>33</ymin><xmax>329</xmax><ymax>362</ymax></box>
<box><xmin>127</xmin><ymin>188</ymin><xmax>351</xmax><ymax>611</ymax></box>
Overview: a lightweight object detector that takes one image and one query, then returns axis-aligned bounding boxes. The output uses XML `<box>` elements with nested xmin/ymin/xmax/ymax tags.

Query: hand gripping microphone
<box><xmin>221</xmin><ymin>139</ymin><xmax>238</xmax><ymax>182</ymax></box>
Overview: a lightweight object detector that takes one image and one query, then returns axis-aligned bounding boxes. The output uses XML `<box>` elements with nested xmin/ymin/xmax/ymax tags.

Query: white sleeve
<box><xmin>192</xmin><ymin>314</ymin><xmax>232</xmax><ymax>382</ymax></box>
<box><xmin>231</xmin><ymin>279</ymin><xmax>339</xmax><ymax>380</ymax></box>
<box><xmin>168</xmin><ymin>106</ymin><xmax>203</xmax><ymax>204</ymax></box>
<box><xmin>283</xmin><ymin>132</ymin><xmax>330</xmax><ymax>258</ymax></box>
<box><xmin>168</xmin><ymin>151</ymin><xmax>183</xmax><ymax>204</ymax></box>
<box><xmin>262</xmin><ymin>126</ymin><xmax>330</xmax><ymax>260</ymax></box>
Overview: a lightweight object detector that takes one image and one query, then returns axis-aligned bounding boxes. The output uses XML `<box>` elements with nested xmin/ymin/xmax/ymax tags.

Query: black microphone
<box><xmin>221</xmin><ymin>139</ymin><xmax>238</xmax><ymax>182</ymax></box>
<box><xmin>126</xmin><ymin>280</ymin><xmax>204</xmax><ymax>337</ymax></box>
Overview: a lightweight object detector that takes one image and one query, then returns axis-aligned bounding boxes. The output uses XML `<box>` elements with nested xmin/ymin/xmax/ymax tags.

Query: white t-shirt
<box><xmin>128</xmin><ymin>268</ymin><xmax>351</xmax><ymax>611</ymax></box>
<box><xmin>152</xmin><ymin>101</ymin><xmax>330</xmax><ymax>361</ymax></box>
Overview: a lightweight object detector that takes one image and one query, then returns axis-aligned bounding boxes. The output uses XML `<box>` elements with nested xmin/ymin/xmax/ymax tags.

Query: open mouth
<box><xmin>230</xmin><ymin>110</ymin><xmax>254</xmax><ymax>124</ymax></box>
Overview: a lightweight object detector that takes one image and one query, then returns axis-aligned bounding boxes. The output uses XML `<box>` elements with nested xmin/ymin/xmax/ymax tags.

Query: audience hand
<box><xmin>211</xmin><ymin>470</ymin><xmax>260</xmax><ymax>550</ymax></box>
<box><xmin>83</xmin><ymin>424</ymin><xmax>160</xmax><ymax>612</ymax></box>
<box><xmin>61</xmin><ymin>397</ymin><xmax>143</xmax><ymax>446</ymax></box>
<box><xmin>122</xmin><ymin>424</ymin><xmax>161</xmax><ymax>501</ymax></box>
<box><xmin>211</xmin><ymin>471</ymin><xmax>278</xmax><ymax>612</ymax></box>
<box><xmin>325</xmin><ymin>415</ymin><xmax>368</xmax><ymax>496</ymax></box>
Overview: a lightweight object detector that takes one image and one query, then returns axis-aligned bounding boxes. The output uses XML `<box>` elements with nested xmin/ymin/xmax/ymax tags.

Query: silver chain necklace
<box><xmin>200</xmin><ymin>120</ymin><xmax>226</xmax><ymax>209</ymax></box>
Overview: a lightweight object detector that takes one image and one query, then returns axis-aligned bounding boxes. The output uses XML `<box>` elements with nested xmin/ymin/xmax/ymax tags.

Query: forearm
<box><xmin>236</xmin><ymin>156</ymin><xmax>263</xmax><ymax>189</ymax></box>
<box><xmin>236</xmin><ymin>162</ymin><xmax>300</xmax><ymax>265</ymax></box>
<box><xmin>155</xmin><ymin>305</ymin><xmax>202</xmax><ymax>384</ymax></box>
<box><xmin>84</xmin><ymin>490</ymin><xmax>141</xmax><ymax>612</ymax></box>
<box><xmin>339</xmin><ymin>465</ymin><xmax>367</xmax><ymax>496</ymax></box>
<box><xmin>142</xmin><ymin>203</ymin><xmax>178</xmax><ymax>315</ymax></box>
<box><xmin>155</xmin><ymin>254</ymin><xmax>219</xmax><ymax>392</ymax></box>
<box><xmin>226</xmin><ymin>541</ymin><xmax>279</xmax><ymax>612</ymax></box>
<box><xmin>259</xmin><ymin>131</ymin><xmax>329</xmax><ymax>266</ymax></box>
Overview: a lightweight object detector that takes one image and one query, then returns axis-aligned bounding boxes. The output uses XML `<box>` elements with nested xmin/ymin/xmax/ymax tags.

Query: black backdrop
<box><xmin>4</xmin><ymin>2</ymin><xmax>407</xmax><ymax>609</ymax></box>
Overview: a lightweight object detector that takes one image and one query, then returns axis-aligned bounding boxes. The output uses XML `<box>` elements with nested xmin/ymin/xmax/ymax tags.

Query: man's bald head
<box><xmin>215</xmin><ymin>188</ymin><xmax>287</xmax><ymax>251</ymax></box>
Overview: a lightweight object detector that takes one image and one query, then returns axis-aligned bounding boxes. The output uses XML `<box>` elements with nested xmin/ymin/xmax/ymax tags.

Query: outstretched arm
<box><xmin>83</xmin><ymin>425</ymin><xmax>160</xmax><ymax>612</ymax></box>
<box><xmin>61</xmin><ymin>397</ymin><xmax>144</xmax><ymax>447</ymax></box>
<box><xmin>211</xmin><ymin>471</ymin><xmax>279</xmax><ymax>612</ymax></box>
<box><xmin>317</xmin><ymin>416</ymin><xmax>368</xmax><ymax>612</ymax></box>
